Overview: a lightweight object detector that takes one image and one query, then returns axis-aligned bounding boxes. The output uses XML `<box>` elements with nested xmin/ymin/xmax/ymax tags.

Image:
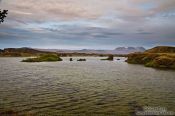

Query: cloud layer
<box><xmin>0</xmin><ymin>0</ymin><xmax>175</xmax><ymax>49</ymax></box>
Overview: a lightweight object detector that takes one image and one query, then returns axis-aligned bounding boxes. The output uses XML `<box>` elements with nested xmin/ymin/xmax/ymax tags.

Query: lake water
<box><xmin>0</xmin><ymin>57</ymin><xmax>175</xmax><ymax>115</ymax></box>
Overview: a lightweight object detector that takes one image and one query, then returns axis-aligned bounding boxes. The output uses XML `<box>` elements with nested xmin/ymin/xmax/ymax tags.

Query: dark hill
<box><xmin>3</xmin><ymin>47</ymin><xmax>43</xmax><ymax>54</ymax></box>
<box><xmin>0</xmin><ymin>47</ymin><xmax>52</xmax><ymax>57</ymax></box>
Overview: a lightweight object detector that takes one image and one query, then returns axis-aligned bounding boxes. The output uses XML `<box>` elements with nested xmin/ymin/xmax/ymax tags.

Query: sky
<box><xmin>0</xmin><ymin>0</ymin><xmax>175</xmax><ymax>49</ymax></box>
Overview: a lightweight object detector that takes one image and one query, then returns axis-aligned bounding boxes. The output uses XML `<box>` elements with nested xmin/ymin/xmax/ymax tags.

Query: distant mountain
<box><xmin>114</xmin><ymin>47</ymin><xmax>146</xmax><ymax>54</ymax></box>
<box><xmin>37</xmin><ymin>47</ymin><xmax>146</xmax><ymax>55</ymax></box>
<box><xmin>145</xmin><ymin>46</ymin><xmax>175</xmax><ymax>53</ymax></box>
<box><xmin>115</xmin><ymin>47</ymin><xmax>145</xmax><ymax>51</ymax></box>
<box><xmin>0</xmin><ymin>47</ymin><xmax>146</xmax><ymax>57</ymax></box>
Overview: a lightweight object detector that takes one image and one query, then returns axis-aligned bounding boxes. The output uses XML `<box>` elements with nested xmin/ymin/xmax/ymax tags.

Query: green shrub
<box><xmin>127</xmin><ymin>53</ymin><xmax>175</xmax><ymax>69</ymax></box>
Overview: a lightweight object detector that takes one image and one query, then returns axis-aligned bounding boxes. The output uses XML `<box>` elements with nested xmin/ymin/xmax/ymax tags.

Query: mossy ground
<box><xmin>127</xmin><ymin>53</ymin><xmax>175</xmax><ymax>69</ymax></box>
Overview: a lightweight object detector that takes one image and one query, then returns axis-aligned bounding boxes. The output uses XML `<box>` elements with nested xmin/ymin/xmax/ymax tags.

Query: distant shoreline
<box><xmin>0</xmin><ymin>47</ymin><xmax>128</xmax><ymax>57</ymax></box>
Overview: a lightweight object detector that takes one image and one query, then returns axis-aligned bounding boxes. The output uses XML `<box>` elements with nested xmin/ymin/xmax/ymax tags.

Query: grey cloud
<box><xmin>0</xmin><ymin>0</ymin><xmax>175</xmax><ymax>49</ymax></box>
<box><xmin>136</xmin><ymin>32</ymin><xmax>153</xmax><ymax>35</ymax></box>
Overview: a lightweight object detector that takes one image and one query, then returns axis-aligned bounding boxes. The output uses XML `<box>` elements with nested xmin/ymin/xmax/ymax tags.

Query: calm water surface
<box><xmin>0</xmin><ymin>57</ymin><xmax>175</xmax><ymax>115</ymax></box>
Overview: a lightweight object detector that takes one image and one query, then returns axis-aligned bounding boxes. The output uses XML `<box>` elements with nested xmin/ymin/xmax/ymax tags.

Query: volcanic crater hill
<box><xmin>114</xmin><ymin>47</ymin><xmax>145</xmax><ymax>54</ymax></box>
<box><xmin>127</xmin><ymin>46</ymin><xmax>175</xmax><ymax>69</ymax></box>
<box><xmin>0</xmin><ymin>47</ymin><xmax>54</xmax><ymax>57</ymax></box>
<box><xmin>4</xmin><ymin>47</ymin><xmax>43</xmax><ymax>54</ymax></box>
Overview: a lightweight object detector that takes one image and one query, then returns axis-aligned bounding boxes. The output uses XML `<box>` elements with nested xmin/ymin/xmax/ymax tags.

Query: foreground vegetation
<box><xmin>126</xmin><ymin>46</ymin><xmax>175</xmax><ymax>69</ymax></box>
<box><xmin>22</xmin><ymin>54</ymin><xmax>63</xmax><ymax>62</ymax></box>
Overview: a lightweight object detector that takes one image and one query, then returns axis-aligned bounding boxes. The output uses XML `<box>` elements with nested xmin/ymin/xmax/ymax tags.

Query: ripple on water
<box><xmin>0</xmin><ymin>57</ymin><xmax>175</xmax><ymax>115</ymax></box>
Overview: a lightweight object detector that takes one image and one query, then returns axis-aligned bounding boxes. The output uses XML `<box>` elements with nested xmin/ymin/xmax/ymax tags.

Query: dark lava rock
<box><xmin>77</xmin><ymin>59</ymin><xmax>86</xmax><ymax>61</ymax></box>
<box><xmin>70</xmin><ymin>58</ymin><xmax>73</xmax><ymax>61</ymax></box>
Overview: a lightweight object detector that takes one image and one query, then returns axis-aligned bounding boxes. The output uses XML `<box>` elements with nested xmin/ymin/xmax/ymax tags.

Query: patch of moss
<box><xmin>22</xmin><ymin>54</ymin><xmax>63</xmax><ymax>62</ymax></box>
<box><xmin>146</xmin><ymin>56</ymin><xmax>175</xmax><ymax>68</ymax></box>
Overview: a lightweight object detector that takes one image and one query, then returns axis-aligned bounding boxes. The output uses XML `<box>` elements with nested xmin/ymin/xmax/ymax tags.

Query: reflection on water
<box><xmin>0</xmin><ymin>57</ymin><xmax>175</xmax><ymax>115</ymax></box>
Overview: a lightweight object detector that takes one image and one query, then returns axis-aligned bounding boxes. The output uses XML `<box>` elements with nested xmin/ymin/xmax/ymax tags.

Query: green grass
<box><xmin>22</xmin><ymin>54</ymin><xmax>63</xmax><ymax>62</ymax></box>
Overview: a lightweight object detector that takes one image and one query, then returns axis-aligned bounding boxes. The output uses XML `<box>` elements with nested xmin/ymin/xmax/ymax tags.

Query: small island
<box><xmin>70</xmin><ymin>58</ymin><xmax>73</xmax><ymax>61</ymax></box>
<box><xmin>22</xmin><ymin>54</ymin><xmax>63</xmax><ymax>62</ymax></box>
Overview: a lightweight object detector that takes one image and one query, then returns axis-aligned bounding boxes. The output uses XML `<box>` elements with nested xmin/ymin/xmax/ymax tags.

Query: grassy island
<box><xmin>126</xmin><ymin>46</ymin><xmax>175</xmax><ymax>69</ymax></box>
<box><xmin>22</xmin><ymin>54</ymin><xmax>63</xmax><ymax>62</ymax></box>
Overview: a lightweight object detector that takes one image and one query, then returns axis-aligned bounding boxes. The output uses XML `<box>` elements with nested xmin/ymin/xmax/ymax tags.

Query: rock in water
<box><xmin>77</xmin><ymin>59</ymin><xmax>86</xmax><ymax>61</ymax></box>
<box><xmin>101</xmin><ymin>55</ymin><xmax>114</xmax><ymax>61</ymax></box>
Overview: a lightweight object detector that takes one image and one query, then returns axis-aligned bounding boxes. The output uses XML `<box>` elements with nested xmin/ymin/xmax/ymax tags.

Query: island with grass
<box><xmin>126</xmin><ymin>46</ymin><xmax>175</xmax><ymax>69</ymax></box>
<box><xmin>22</xmin><ymin>54</ymin><xmax>63</xmax><ymax>62</ymax></box>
